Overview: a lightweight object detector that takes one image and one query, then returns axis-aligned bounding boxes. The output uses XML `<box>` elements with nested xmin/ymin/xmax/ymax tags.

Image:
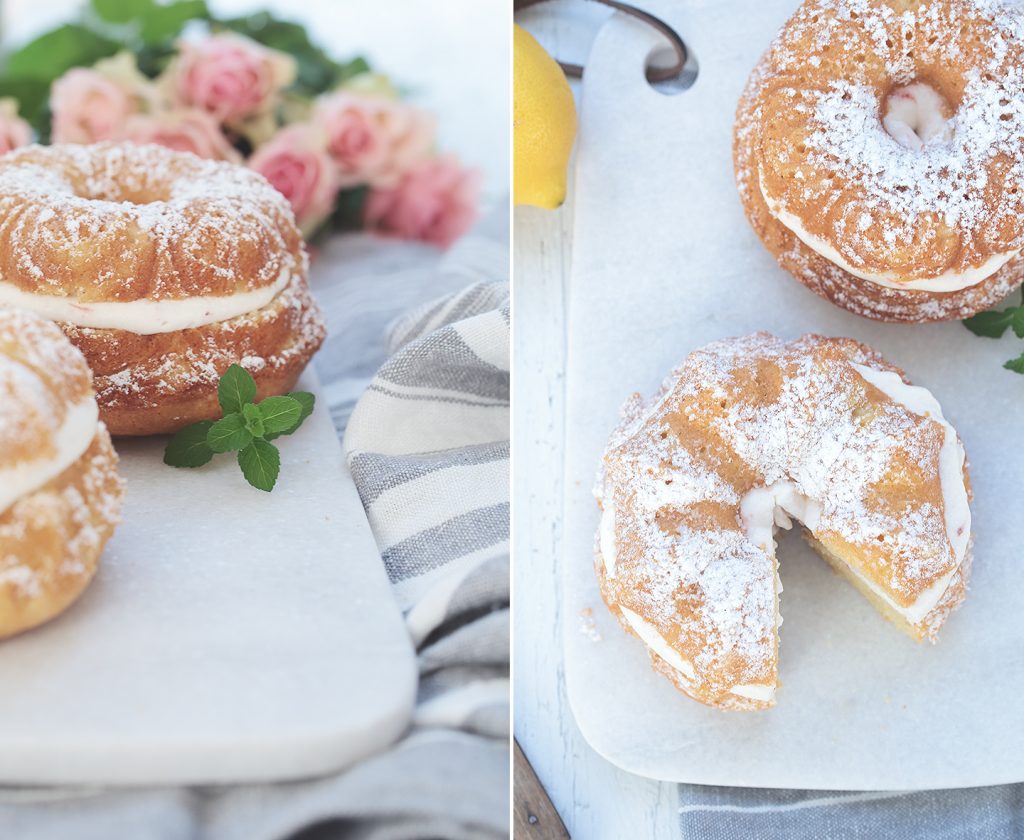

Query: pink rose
<box><xmin>122</xmin><ymin>109</ymin><xmax>241</xmax><ymax>162</ymax></box>
<box><xmin>174</xmin><ymin>34</ymin><xmax>296</xmax><ymax>124</ymax></box>
<box><xmin>314</xmin><ymin>93</ymin><xmax>435</xmax><ymax>188</ymax></box>
<box><xmin>0</xmin><ymin>99</ymin><xmax>31</xmax><ymax>154</ymax></box>
<box><xmin>365</xmin><ymin>155</ymin><xmax>480</xmax><ymax>248</ymax></box>
<box><xmin>249</xmin><ymin>124</ymin><xmax>339</xmax><ymax>233</ymax></box>
<box><xmin>51</xmin><ymin>67</ymin><xmax>137</xmax><ymax>143</ymax></box>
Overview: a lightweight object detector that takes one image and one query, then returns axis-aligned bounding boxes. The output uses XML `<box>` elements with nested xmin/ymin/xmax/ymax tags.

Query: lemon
<box><xmin>514</xmin><ymin>24</ymin><xmax>577</xmax><ymax>209</ymax></box>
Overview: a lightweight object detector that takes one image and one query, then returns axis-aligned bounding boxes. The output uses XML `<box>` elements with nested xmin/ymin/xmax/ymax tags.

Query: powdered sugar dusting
<box><xmin>0</xmin><ymin>142</ymin><xmax>302</xmax><ymax>300</ymax></box>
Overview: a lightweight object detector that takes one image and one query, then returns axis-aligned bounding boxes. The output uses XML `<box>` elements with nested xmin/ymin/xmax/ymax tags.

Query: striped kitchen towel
<box><xmin>677</xmin><ymin>784</ymin><xmax>1024</xmax><ymax>838</ymax></box>
<box><xmin>345</xmin><ymin>282</ymin><xmax>510</xmax><ymax>613</ymax></box>
<box><xmin>345</xmin><ymin>278</ymin><xmax>510</xmax><ymax>736</ymax></box>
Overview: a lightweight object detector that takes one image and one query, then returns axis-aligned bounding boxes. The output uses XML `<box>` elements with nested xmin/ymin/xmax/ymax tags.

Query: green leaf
<box><xmin>207</xmin><ymin>413</ymin><xmax>253</xmax><ymax>453</ymax></box>
<box><xmin>238</xmin><ymin>438</ymin><xmax>280</xmax><ymax>492</ymax></box>
<box><xmin>134</xmin><ymin>42</ymin><xmax>178</xmax><ymax>78</ymax></box>
<box><xmin>140</xmin><ymin>0</ymin><xmax>209</xmax><ymax>45</ymax></box>
<box><xmin>319</xmin><ymin>186</ymin><xmax>369</xmax><ymax>240</ymax></box>
<box><xmin>1004</xmin><ymin>352</ymin><xmax>1024</xmax><ymax>374</ymax></box>
<box><xmin>964</xmin><ymin>308</ymin><xmax>1016</xmax><ymax>338</ymax></box>
<box><xmin>290</xmin><ymin>391</ymin><xmax>315</xmax><ymax>424</ymax></box>
<box><xmin>1012</xmin><ymin>307</ymin><xmax>1024</xmax><ymax>339</ymax></box>
<box><xmin>163</xmin><ymin>421</ymin><xmax>215</xmax><ymax>468</ymax></box>
<box><xmin>92</xmin><ymin>0</ymin><xmax>152</xmax><ymax>23</ymax></box>
<box><xmin>337</xmin><ymin>56</ymin><xmax>371</xmax><ymax>83</ymax></box>
<box><xmin>257</xmin><ymin>395</ymin><xmax>301</xmax><ymax>434</ymax></box>
<box><xmin>241</xmin><ymin>401</ymin><xmax>266</xmax><ymax>438</ymax></box>
<box><xmin>218</xmin><ymin>364</ymin><xmax>257</xmax><ymax>415</ymax></box>
<box><xmin>265</xmin><ymin>391</ymin><xmax>314</xmax><ymax>440</ymax></box>
<box><xmin>5</xmin><ymin>24</ymin><xmax>120</xmax><ymax>81</ymax></box>
<box><xmin>0</xmin><ymin>77</ymin><xmax>50</xmax><ymax>134</ymax></box>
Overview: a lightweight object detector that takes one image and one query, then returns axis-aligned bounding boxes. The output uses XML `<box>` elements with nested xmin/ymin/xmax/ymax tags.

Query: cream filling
<box><xmin>619</xmin><ymin>606</ymin><xmax>696</xmax><ymax>681</ymax></box>
<box><xmin>740</xmin><ymin>482</ymin><xmax>822</xmax><ymax>552</ymax></box>
<box><xmin>599</xmin><ymin>500</ymin><xmax>617</xmax><ymax>578</ymax></box>
<box><xmin>882</xmin><ymin>83</ymin><xmax>953</xmax><ymax>152</ymax></box>
<box><xmin>852</xmin><ymin>561</ymin><xmax>958</xmax><ymax>625</ymax></box>
<box><xmin>729</xmin><ymin>683</ymin><xmax>776</xmax><ymax>702</ymax></box>
<box><xmin>758</xmin><ymin>167</ymin><xmax>1019</xmax><ymax>292</ymax></box>
<box><xmin>0</xmin><ymin>266</ymin><xmax>293</xmax><ymax>335</ymax></box>
<box><xmin>0</xmin><ymin>397</ymin><xmax>99</xmax><ymax>515</ymax></box>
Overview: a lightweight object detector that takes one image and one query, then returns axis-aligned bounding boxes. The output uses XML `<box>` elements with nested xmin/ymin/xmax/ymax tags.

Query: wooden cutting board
<box><xmin>0</xmin><ymin>371</ymin><xmax>417</xmax><ymax>785</ymax></box>
<box><xmin>563</xmin><ymin>0</ymin><xmax>1024</xmax><ymax>790</ymax></box>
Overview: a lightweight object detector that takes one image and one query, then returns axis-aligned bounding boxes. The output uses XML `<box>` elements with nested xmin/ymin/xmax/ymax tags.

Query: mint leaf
<box><xmin>265</xmin><ymin>391</ymin><xmax>315</xmax><ymax>440</ymax></box>
<box><xmin>257</xmin><ymin>395</ymin><xmax>301</xmax><ymax>434</ymax></box>
<box><xmin>964</xmin><ymin>308</ymin><xmax>1016</xmax><ymax>338</ymax></box>
<box><xmin>164</xmin><ymin>421</ymin><xmax>214</xmax><ymax>468</ymax></box>
<box><xmin>207</xmin><ymin>413</ymin><xmax>252</xmax><ymax>452</ymax></box>
<box><xmin>289</xmin><ymin>391</ymin><xmax>315</xmax><ymax>426</ymax></box>
<box><xmin>1004</xmin><ymin>353</ymin><xmax>1024</xmax><ymax>374</ymax></box>
<box><xmin>242</xmin><ymin>402</ymin><xmax>266</xmax><ymax>438</ymax></box>
<box><xmin>238</xmin><ymin>439</ymin><xmax>280</xmax><ymax>491</ymax></box>
<box><xmin>1012</xmin><ymin>307</ymin><xmax>1024</xmax><ymax>339</ymax></box>
<box><xmin>218</xmin><ymin>364</ymin><xmax>257</xmax><ymax>415</ymax></box>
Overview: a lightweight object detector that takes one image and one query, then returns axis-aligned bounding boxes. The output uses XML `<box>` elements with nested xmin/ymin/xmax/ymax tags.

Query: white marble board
<box><xmin>0</xmin><ymin>371</ymin><xmax>417</xmax><ymax>785</ymax></box>
<box><xmin>563</xmin><ymin>0</ymin><xmax>1024</xmax><ymax>790</ymax></box>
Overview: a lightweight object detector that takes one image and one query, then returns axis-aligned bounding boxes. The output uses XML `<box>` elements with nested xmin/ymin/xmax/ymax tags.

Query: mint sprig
<box><xmin>163</xmin><ymin>364</ymin><xmax>315</xmax><ymax>492</ymax></box>
<box><xmin>963</xmin><ymin>295</ymin><xmax>1024</xmax><ymax>374</ymax></box>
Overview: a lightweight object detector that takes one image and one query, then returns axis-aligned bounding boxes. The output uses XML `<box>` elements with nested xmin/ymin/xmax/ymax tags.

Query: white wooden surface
<box><xmin>512</xmin><ymin>8</ymin><xmax>678</xmax><ymax>836</ymax></box>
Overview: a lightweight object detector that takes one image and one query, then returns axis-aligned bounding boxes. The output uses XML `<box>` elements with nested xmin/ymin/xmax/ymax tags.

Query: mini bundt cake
<box><xmin>735</xmin><ymin>0</ymin><xmax>1024</xmax><ymax>322</ymax></box>
<box><xmin>0</xmin><ymin>142</ymin><xmax>326</xmax><ymax>435</ymax></box>
<box><xmin>0</xmin><ymin>308</ymin><xmax>123</xmax><ymax>639</ymax></box>
<box><xmin>595</xmin><ymin>334</ymin><xmax>972</xmax><ymax>710</ymax></box>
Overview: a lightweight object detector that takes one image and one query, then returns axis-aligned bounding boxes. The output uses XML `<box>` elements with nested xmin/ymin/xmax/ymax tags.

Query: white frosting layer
<box><xmin>619</xmin><ymin>606</ymin><xmax>696</xmax><ymax>681</ymax></box>
<box><xmin>599</xmin><ymin>500</ymin><xmax>617</xmax><ymax>578</ymax></box>
<box><xmin>0</xmin><ymin>397</ymin><xmax>99</xmax><ymax>515</ymax></box>
<box><xmin>758</xmin><ymin>167</ymin><xmax>1019</xmax><ymax>292</ymax></box>
<box><xmin>729</xmin><ymin>683</ymin><xmax>776</xmax><ymax>702</ymax></box>
<box><xmin>0</xmin><ymin>266</ymin><xmax>293</xmax><ymax>335</ymax></box>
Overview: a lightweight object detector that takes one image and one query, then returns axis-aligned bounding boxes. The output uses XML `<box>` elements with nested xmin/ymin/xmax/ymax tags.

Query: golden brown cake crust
<box><xmin>63</xmin><ymin>272</ymin><xmax>326</xmax><ymax>436</ymax></box>
<box><xmin>594</xmin><ymin>334</ymin><xmax>973</xmax><ymax>710</ymax></box>
<box><xmin>734</xmin><ymin>0</ymin><xmax>1024</xmax><ymax>321</ymax></box>
<box><xmin>0</xmin><ymin>308</ymin><xmax>94</xmax><ymax>465</ymax></box>
<box><xmin>0</xmin><ymin>428</ymin><xmax>122</xmax><ymax>640</ymax></box>
<box><xmin>0</xmin><ymin>143</ymin><xmax>302</xmax><ymax>301</ymax></box>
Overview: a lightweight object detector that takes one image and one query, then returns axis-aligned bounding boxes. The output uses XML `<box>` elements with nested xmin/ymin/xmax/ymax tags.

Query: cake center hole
<box><xmin>882</xmin><ymin>83</ymin><xmax>952</xmax><ymax>151</ymax></box>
